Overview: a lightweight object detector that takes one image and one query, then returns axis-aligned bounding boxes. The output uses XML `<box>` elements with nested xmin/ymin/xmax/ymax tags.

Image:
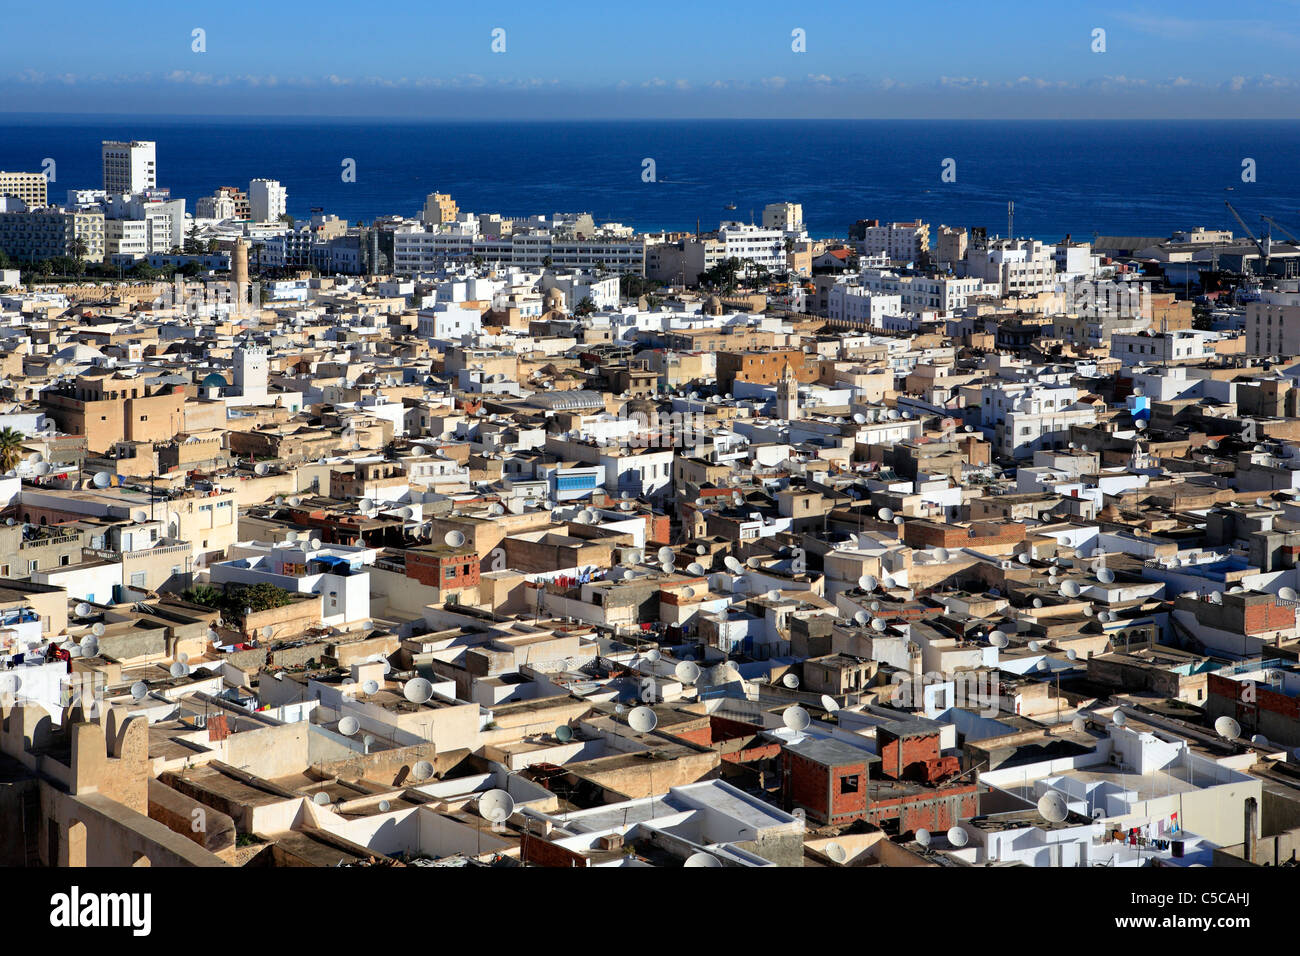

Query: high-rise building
<box><xmin>0</xmin><ymin>171</ymin><xmax>49</xmax><ymax>209</ymax></box>
<box><xmin>101</xmin><ymin>141</ymin><xmax>156</xmax><ymax>194</ymax></box>
<box><xmin>249</xmin><ymin>179</ymin><xmax>287</xmax><ymax>222</ymax></box>
<box><xmin>422</xmin><ymin>192</ymin><xmax>458</xmax><ymax>225</ymax></box>
<box><xmin>0</xmin><ymin>209</ymin><xmax>104</xmax><ymax>262</ymax></box>
<box><xmin>762</xmin><ymin>202</ymin><xmax>803</xmax><ymax>232</ymax></box>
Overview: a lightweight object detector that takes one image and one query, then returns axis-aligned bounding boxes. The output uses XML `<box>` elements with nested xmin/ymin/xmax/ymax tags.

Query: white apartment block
<box><xmin>762</xmin><ymin>202</ymin><xmax>803</xmax><ymax>232</ymax></box>
<box><xmin>249</xmin><ymin>179</ymin><xmax>288</xmax><ymax>223</ymax></box>
<box><xmin>1111</xmin><ymin>329</ymin><xmax>1218</xmax><ymax>366</ymax></box>
<box><xmin>104</xmin><ymin>219</ymin><xmax>150</xmax><ymax>261</ymax></box>
<box><xmin>857</xmin><ymin>269</ymin><xmax>992</xmax><ymax>313</ymax></box>
<box><xmin>716</xmin><ymin>223</ymin><xmax>789</xmax><ymax>270</ymax></box>
<box><xmin>101</xmin><ymin>140</ymin><xmax>156</xmax><ymax>194</ymax></box>
<box><xmin>417</xmin><ymin>305</ymin><xmax>484</xmax><ymax>341</ymax></box>
<box><xmin>0</xmin><ymin>209</ymin><xmax>104</xmax><ymax>262</ymax></box>
<box><xmin>826</xmin><ymin>283</ymin><xmax>904</xmax><ymax>329</ymax></box>
<box><xmin>196</xmin><ymin>194</ymin><xmax>237</xmax><ymax>220</ymax></box>
<box><xmin>978</xmin><ymin>381</ymin><xmax>1080</xmax><ymax>429</ymax></box>
<box><xmin>392</xmin><ymin>228</ymin><xmax>646</xmax><ymax>274</ymax></box>
<box><xmin>966</xmin><ymin>239</ymin><xmax>1058</xmax><ymax>296</ymax></box>
<box><xmin>854</xmin><ymin>220</ymin><xmax>930</xmax><ymax>262</ymax></box>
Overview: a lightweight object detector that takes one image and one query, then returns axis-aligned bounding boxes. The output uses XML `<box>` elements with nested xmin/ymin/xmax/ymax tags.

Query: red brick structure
<box><xmin>406</xmin><ymin>545</ymin><xmax>480</xmax><ymax>591</ymax></box>
<box><xmin>903</xmin><ymin>519</ymin><xmax>1026</xmax><ymax>551</ymax></box>
<box><xmin>782</xmin><ymin>738</ymin><xmax>872</xmax><ymax>825</ymax></box>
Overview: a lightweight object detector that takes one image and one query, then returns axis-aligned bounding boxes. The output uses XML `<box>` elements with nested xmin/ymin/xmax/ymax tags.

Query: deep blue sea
<box><xmin>2</xmin><ymin>116</ymin><xmax>1299</xmax><ymax>241</ymax></box>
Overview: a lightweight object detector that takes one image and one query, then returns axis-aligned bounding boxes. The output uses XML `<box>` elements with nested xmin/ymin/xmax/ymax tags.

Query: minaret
<box><xmin>776</xmin><ymin>362</ymin><xmax>799</xmax><ymax>420</ymax></box>
<box><xmin>233</xmin><ymin>237</ymin><xmax>250</xmax><ymax>314</ymax></box>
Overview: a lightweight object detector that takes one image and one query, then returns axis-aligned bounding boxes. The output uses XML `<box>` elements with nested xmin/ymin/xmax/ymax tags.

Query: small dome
<box><xmin>705</xmin><ymin>295</ymin><xmax>723</xmax><ymax>316</ymax></box>
<box><xmin>201</xmin><ymin>372</ymin><xmax>229</xmax><ymax>389</ymax></box>
<box><xmin>54</xmin><ymin>343</ymin><xmax>104</xmax><ymax>363</ymax></box>
<box><xmin>544</xmin><ymin>287</ymin><xmax>565</xmax><ymax>309</ymax></box>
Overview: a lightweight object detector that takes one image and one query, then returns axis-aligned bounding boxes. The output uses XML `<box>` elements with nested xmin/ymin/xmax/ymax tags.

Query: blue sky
<box><xmin>7</xmin><ymin>0</ymin><xmax>1300</xmax><ymax>117</ymax></box>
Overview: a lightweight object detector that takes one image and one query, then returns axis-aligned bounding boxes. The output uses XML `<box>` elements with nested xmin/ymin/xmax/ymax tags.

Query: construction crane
<box><xmin>1225</xmin><ymin>200</ymin><xmax>1271</xmax><ymax>273</ymax></box>
<box><xmin>1260</xmin><ymin>216</ymin><xmax>1300</xmax><ymax>279</ymax></box>
<box><xmin>1261</xmin><ymin>214</ymin><xmax>1300</xmax><ymax>245</ymax></box>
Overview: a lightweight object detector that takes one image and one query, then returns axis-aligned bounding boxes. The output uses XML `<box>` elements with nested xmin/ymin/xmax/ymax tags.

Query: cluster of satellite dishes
<box><xmin>915</xmin><ymin>826</ymin><xmax>969</xmax><ymax>850</ymax></box>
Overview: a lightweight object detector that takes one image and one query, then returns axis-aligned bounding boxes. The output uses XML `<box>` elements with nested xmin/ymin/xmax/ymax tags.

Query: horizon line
<box><xmin>5</xmin><ymin>112</ymin><xmax>1300</xmax><ymax>124</ymax></box>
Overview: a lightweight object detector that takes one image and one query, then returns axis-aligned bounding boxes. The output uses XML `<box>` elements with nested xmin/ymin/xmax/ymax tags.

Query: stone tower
<box><xmin>776</xmin><ymin>362</ymin><xmax>799</xmax><ymax>420</ymax></box>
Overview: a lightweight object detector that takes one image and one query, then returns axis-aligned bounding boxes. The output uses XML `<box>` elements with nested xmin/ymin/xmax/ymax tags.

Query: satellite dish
<box><xmin>1280</xmin><ymin>587</ymin><xmax>1298</xmax><ymax>601</ymax></box>
<box><xmin>946</xmin><ymin>826</ymin><xmax>969</xmax><ymax>848</ymax></box>
<box><xmin>254</xmin><ymin>462</ymin><xmax>269</xmax><ymax>476</ymax></box>
<box><xmin>1250</xmin><ymin>733</ymin><xmax>1269</xmax><ymax>747</ymax></box>
<box><xmin>312</xmin><ymin>791</ymin><xmax>331</xmax><ymax>806</ymax></box>
<box><xmin>1037</xmin><ymin>791</ymin><xmax>1068</xmax><ymax>824</ymax></box>
<box><xmin>1214</xmin><ymin>715</ymin><xmax>1241</xmax><ymax>741</ymax></box>
<box><xmin>1112</xmin><ymin>711</ymin><xmax>1128</xmax><ymax>727</ymax></box>
<box><xmin>934</xmin><ymin>548</ymin><xmax>950</xmax><ymax>562</ymax></box>
<box><xmin>1097</xmin><ymin>568</ymin><xmax>1115</xmax><ymax>584</ymax></box>
<box><xmin>687</xmin><ymin>562</ymin><xmax>705</xmax><ymax>576</ymax></box>
<box><xmin>623</xmin><ymin>548</ymin><xmax>644</xmax><ymax>566</ymax></box>
<box><xmin>657</xmin><ymin>546</ymin><xmax>674</xmax><ymax>563</ymax></box>
<box><xmin>989</xmin><ymin>630</ymin><xmax>1009</xmax><ymax>648</ymax></box>
<box><xmin>338</xmin><ymin>716</ymin><xmax>360</xmax><ymax>736</ymax></box>
<box><xmin>1033</xmin><ymin>597</ymin><xmax>1043</xmax><ymax>608</ymax></box>
<box><xmin>92</xmin><ymin>471</ymin><xmax>111</xmax><ymax>488</ymax></box>
<box><xmin>1017</xmin><ymin>553</ymin><xmax>1030</xmax><ymax>565</ymax></box>
<box><xmin>916</xmin><ymin>828</ymin><xmax>931</xmax><ymax>848</ymax></box>
<box><xmin>261</xmin><ymin>625</ymin><xmax>274</xmax><ymax>639</ymax></box>
<box><xmin>684</xmin><ymin>852</ymin><xmax>722</xmax><ymax>868</ymax></box>
<box><xmin>478</xmin><ymin>789</ymin><xmax>516</xmax><ymax>823</ymax></box>
<box><xmin>645</xmin><ymin>648</ymin><xmax>661</xmax><ymax>663</ymax></box>
<box><xmin>853</xmin><ymin>610</ymin><xmax>870</xmax><ymax>626</ymax></box>
<box><xmin>782</xmin><ymin>705</ymin><xmax>811</xmax><ymax>732</ymax></box>
<box><xmin>411</xmin><ymin>760</ymin><xmax>434</xmax><ymax>781</ymax></box>
<box><xmin>820</xmin><ymin>694</ymin><xmax>840</xmax><ymax>713</ymax></box>
<box><xmin>74</xmin><ymin>602</ymin><xmax>91</xmax><ymax>618</ymax></box>
<box><xmin>782</xmin><ymin>672</ymin><xmax>800</xmax><ymax>689</ymax></box>
<box><xmin>1060</xmin><ymin>580</ymin><xmax>1081</xmax><ymax>598</ymax></box>
<box><xmin>724</xmin><ymin>556</ymin><xmax>743</xmax><ymax>573</ymax></box>
<box><xmin>1028</xmin><ymin>641</ymin><xmax>1042</xmax><ymax>652</ymax></box>
<box><xmin>362</xmin><ymin>679</ymin><xmax>380</xmax><ymax>696</ymax></box>
<box><xmin>1071</xmin><ymin>716</ymin><xmax>1087</xmax><ymax>732</ymax></box>
<box><xmin>766</xmin><ymin>589</ymin><xmax>782</xmax><ymax>601</ymax></box>
<box><xmin>555</xmin><ymin>725</ymin><xmax>574</xmax><ymax>742</ymax></box>
<box><xmin>661</xmin><ymin>560</ymin><xmax>674</xmax><ymax>574</ymax></box>
<box><xmin>628</xmin><ymin>706</ymin><xmax>658</xmax><ymax>733</ymax></box>
<box><xmin>877</xmin><ymin>507</ymin><xmax>894</xmax><ymax>522</ymax></box>
<box><xmin>169</xmin><ymin>662</ymin><xmax>187</xmax><ymax>678</ymax></box>
<box><xmin>359</xmin><ymin>498</ymin><xmax>374</xmax><ymax>513</ymax></box>
<box><xmin>79</xmin><ymin>636</ymin><xmax>99</xmax><ymax>657</ymax></box>
<box><xmin>1067</xmin><ymin>648</ymin><xmax>1078</xmax><ymax>660</ymax></box>
<box><xmin>825</xmin><ymin>842</ymin><xmax>848</xmax><ymax>863</ymax></box>
<box><xmin>404</xmin><ymin>677</ymin><xmax>433</xmax><ymax>703</ymax></box>
<box><xmin>130</xmin><ymin>681</ymin><xmax>148</xmax><ymax>700</ymax></box>
<box><xmin>871</xmin><ymin>617</ymin><xmax>886</xmax><ymax>632</ymax></box>
<box><xmin>378</xmin><ymin>800</ymin><xmax>391</xmax><ymax>812</ymax></box>
<box><xmin>675</xmin><ymin>661</ymin><xmax>701</xmax><ymax>684</ymax></box>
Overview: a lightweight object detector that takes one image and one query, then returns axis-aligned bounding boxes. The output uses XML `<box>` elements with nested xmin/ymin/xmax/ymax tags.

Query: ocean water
<box><xmin>2</xmin><ymin>116</ymin><xmax>1299</xmax><ymax>241</ymax></box>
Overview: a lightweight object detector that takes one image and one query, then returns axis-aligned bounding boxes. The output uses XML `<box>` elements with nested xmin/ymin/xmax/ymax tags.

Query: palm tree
<box><xmin>0</xmin><ymin>427</ymin><xmax>25</xmax><ymax>472</ymax></box>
